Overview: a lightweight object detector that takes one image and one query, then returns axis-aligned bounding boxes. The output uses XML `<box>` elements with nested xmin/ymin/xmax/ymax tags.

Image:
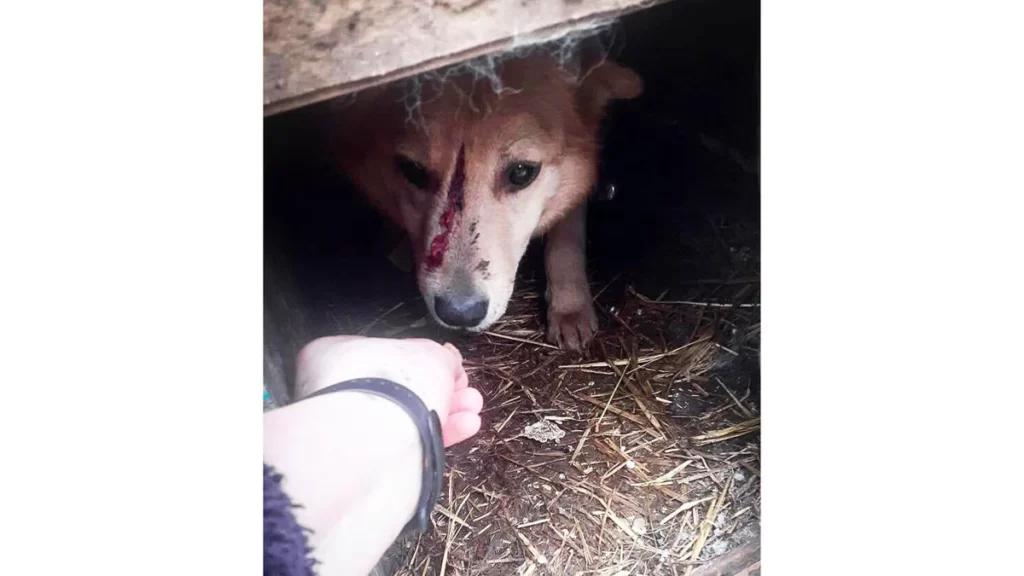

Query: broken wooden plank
<box><xmin>264</xmin><ymin>0</ymin><xmax>669</xmax><ymax>115</ymax></box>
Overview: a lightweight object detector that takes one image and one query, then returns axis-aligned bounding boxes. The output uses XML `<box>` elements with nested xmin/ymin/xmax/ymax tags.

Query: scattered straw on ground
<box><xmin>363</xmin><ymin>270</ymin><xmax>760</xmax><ymax>576</ymax></box>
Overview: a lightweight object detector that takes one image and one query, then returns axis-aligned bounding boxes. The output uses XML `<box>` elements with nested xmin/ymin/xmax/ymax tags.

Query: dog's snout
<box><xmin>434</xmin><ymin>293</ymin><xmax>489</xmax><ymax>328</ymax></box>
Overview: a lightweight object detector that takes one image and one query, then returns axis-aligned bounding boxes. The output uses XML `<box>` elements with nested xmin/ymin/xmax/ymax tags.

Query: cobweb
<box><xmin>385</xmin><ymin>18</ymin><xmax>628</xmax><ymax>126</ymax></box>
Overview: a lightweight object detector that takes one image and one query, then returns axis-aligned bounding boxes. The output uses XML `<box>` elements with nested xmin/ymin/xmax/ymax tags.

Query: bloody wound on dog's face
<box><xmin>333</xmin><ymin>54</ymin><xmax>643</xmax><ymax>349</ymax></box>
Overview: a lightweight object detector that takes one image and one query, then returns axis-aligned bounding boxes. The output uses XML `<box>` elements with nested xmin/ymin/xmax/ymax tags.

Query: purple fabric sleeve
<box><xmin>264</xmin><ymin>463</ymin><xmax>318</xmax><ymax>576</ymax></box>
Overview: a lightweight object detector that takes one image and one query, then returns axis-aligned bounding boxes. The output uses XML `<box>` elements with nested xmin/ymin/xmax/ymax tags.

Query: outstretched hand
<box><xmin>294</xmin><ymin>336</ymin><xmax>483</xmax><ymax>447</ymax></box>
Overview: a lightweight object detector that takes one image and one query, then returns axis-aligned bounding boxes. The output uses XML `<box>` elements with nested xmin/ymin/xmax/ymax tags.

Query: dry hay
<box><xmin>360</xmin><ymin>270</ymin><xmax>760</xmax><ymax>576</ymax></box>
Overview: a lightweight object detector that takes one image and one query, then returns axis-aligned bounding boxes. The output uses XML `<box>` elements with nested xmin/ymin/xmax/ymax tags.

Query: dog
<box><xmin>331</xmin><ymin>52</ymin><xmax>643</xmax><ymax>350</ymax></box>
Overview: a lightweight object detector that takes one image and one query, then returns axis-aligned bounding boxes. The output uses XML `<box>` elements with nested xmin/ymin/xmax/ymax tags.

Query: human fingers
<box><xmin>448</xmin><ymin>387</ymin><xmax>483</xmax><ymax>416</ymax></box>
<box><xmin>442</xmin><ymin>412</ymin><xmax>482</xmax><ymax>447</ymax></box>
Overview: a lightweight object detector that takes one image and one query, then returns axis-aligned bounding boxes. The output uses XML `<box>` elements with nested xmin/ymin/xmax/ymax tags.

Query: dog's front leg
<box><xmin>544</xmin><ymin>204</ymin><xmax>598</xmax><ymax>351</ymax></box>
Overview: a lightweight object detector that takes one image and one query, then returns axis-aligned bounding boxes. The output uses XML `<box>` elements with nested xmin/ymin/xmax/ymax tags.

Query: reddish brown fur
<box><xmin>330</xmin><ymin>53</ymin><xmax>642</xmax><ymax>348</ymax></box>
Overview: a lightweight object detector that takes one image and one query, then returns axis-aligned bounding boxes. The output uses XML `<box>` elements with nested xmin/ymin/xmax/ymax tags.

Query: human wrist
<box><xmin>349</xmin><ymin>392</ymin><xmax>425</xmax><ymax>523</ymax></box>
<box><xmin>289</xmin><ymin>391</ymin><xmax>427</xmax><ymax>575</ymax></box>
<box><xmin>311</xmin><ymin>389</ymin><xmax>426</xmax><ymax>522</ymax></box>
<box><xmin>298</xmin><ymin>374</ymin><xmax>448</xmax><ymax>422</ymax></box>
<box><xmin>263</xmin><ymin>390</ymin><xmax>424</xmax><ymax>540</ymax></box>
<box><xmin>310</xmin><ymin>426</ymin><xmax>425</xmax><ymax>576</ymax></box>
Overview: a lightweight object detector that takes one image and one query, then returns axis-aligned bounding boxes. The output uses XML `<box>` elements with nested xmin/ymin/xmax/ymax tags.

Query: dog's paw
<box><xmin>547</xmin><ymin>303</ymin><xmax>598</xmax><ymax>352</ymax></box>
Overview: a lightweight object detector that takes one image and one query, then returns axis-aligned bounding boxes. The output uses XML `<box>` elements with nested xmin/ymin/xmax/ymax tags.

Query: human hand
<box><xmin>294</xmin><ymin>336</ymin><xmax>483</xmax><ymax>447</ymax></box>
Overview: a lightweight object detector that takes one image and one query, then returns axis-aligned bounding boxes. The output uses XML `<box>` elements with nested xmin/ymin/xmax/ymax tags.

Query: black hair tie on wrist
<box><xmin>300</xmin><ymin>378</ymin><xmax>445</xmax><ymax>535</ymax></box>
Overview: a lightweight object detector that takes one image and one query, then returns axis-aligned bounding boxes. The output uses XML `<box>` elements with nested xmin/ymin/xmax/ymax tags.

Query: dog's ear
<box><xmin>576</xmin><ymin>61</ymin><xmax>644</xmax><ymax>121</ymax></box>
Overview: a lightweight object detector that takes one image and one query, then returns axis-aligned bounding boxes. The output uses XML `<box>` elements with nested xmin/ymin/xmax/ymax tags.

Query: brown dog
<box><xmin>332</xmin><ymin>53</ymin><xmax>642</xmax><ymax>350</ymax></box>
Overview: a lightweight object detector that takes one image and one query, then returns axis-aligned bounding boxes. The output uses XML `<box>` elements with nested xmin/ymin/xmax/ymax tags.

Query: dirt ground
<box><xmin>264</xmin><ymin>2</ymin><xmax>760</xmax><ymax>574</ymax></box>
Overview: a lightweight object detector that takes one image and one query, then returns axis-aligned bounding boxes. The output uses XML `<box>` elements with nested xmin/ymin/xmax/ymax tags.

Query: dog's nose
<box><xmin>434</xmin><ymin>293</ymin><xmax>489</xmax><ymax>328</ymax></box>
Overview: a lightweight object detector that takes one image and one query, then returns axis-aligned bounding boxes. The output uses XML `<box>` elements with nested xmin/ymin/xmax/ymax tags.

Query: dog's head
<box><xmin>336</xmin><ymin>55</ymin><xmax>642</xmax><ymax>331</ymax></box>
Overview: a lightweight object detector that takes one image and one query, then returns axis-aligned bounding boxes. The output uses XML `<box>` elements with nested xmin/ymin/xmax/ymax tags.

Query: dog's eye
<box><xmin>506</xmin><ymin>162</ymin><xmax>541</xmax><ymax>190</ymax></box>
<box><xmin>395</xmin><ymin>156</ymin><xmax>431</xmax><ymax>190</ymax></box>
